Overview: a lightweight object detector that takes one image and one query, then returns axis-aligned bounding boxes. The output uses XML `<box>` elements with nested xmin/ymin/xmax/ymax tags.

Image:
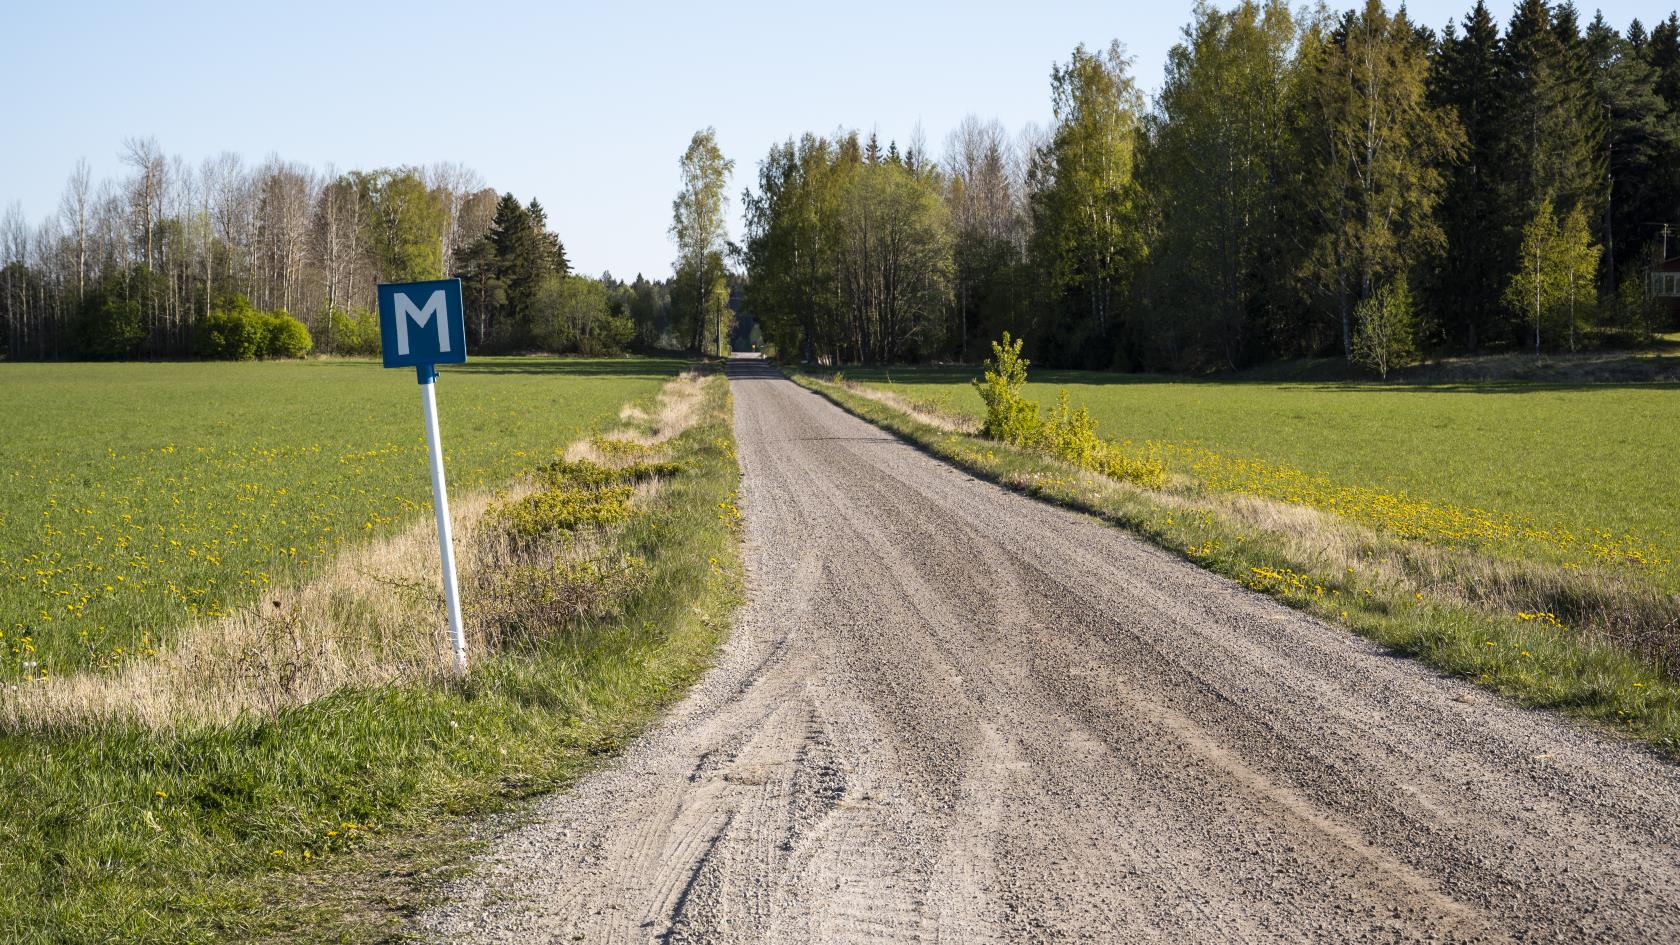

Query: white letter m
<box><xmin>395</xmin><ymin>289</ymin><xmax>450</xmax><ymax>356</ymax></box>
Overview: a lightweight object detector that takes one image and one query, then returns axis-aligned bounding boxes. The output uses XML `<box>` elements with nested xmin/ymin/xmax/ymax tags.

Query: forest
<box><xmin>7</xmin><ymin>0</ymin><xmax>1680</xmax><ymax>371</ymax></box>
<box><xmin>0</xmin><ymin>152</ymin><xmax>680</xmax><ymax>361</ymax></box>
<box><xmin>744</xmin><ymin>0</ymin><xmax>1680</xmax><ymax>370</ymax></box>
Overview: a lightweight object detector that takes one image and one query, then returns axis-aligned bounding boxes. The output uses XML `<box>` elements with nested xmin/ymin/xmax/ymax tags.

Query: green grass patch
<box><xmin>0</xmin><ymin>357</ymin><xmax>682</xmax><ymax>676</ymax></box>
<box><xmin>794</xmin><ymin>369</ymin><xmax>1680</xmax><ymax>757</ymax></box>
<box><xmin>840</xmin><ymin>365</ymin><xmax>1679</xmax><ymax>588</ymax></box>
<box><xmin>0</xmin><ymin>369</ymin><xmax>743</xmax><ymax>943</ymax></box>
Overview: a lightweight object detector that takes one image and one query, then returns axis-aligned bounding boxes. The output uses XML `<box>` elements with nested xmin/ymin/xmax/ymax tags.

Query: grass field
<box><xmin>2</xmin><ymin>358</ymin><xmax>682</xmax><ymax>679</ymax></box>
<box><xmin>844</xmin><ymin>366</ymin><xmax>1679</xmax><ymax>589</ymax></box>
<box><xmin>0</xmin><ymin>358</ymin><xmax>744</xmax><ymax>943</ymax></box>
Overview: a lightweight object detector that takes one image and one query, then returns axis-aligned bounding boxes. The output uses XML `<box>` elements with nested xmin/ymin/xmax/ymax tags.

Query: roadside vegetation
<box><xmin>0</xmin><ymin>361</ymin><xmax>742</xmax><ymax>943</ymax></box>
<box><xmin>794</xmin><ymin>344</ymin><xmax>1680</xmax><ymax>755</ymax></box>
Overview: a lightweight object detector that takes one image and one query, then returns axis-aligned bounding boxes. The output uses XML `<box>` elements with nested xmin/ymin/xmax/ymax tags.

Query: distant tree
<box><xmin>1613</xmin><ymin>262</ymin><xmax>1661</xmax><ymax>342</ymax></box>
<box><xmin>835</xmin><ymin>160</ymin><xmax>951</xmax><ymax>363</ymax></box>
<box><xmin>1504</xmin><ymin>197</ymin><xmax>1599</xmax><ymax>351</ymax></box>
<box><xmin>670</xmin><ymin>128</ymin><xmax>735</xmax><ymax>354</ymax></box>
<box><xmin>1351</xmin><ymin>275</ymin><xmax>1419</xmax><ymax>378</ymax></box>
<box><xmin>533</xmin><ymin>274</ymin><xmax>634</xmax><ymax>355</ymax></box>
<box><xmin>1296</xmin><ymin>0</ymin><xmax>1462</xmax><ymax>359</ymax></box>
<box><xmin>74</xmin><ymin>278</ymin><xmax>146</xmax><ymax>359</ymax></box>
<box><xmin>1585</xmin><ymin>13</ymin><xmax>1678</xmax><ymax>288</ymax></box>
<box><xmin>1503</xmin><ymin>0</ymin><xmax>1605</xmax><ymax>223</ymax></box>
<box><xmin>1430</xmin><ymin>2</ymin><xmax>1514</xmax><ymax>350</ymax></box>
<box><xmin>1555</xmin><ymin>201</ymin><xmax>1603</xmax><ymax>351</ymax></box>
<box><xmin>525</xmin><ymin>199</ymin><xmax>570</xmax><ymax>275</ymax></box>
<box><xmin>945</xmin><ymin>115</ymin><xmax>1026</xmax><ymax>362</ymax></box>
<box><xmin>1139</xmin><ymin>0</ymin><xmax>1299</xmax><ymax>369</ymax></box>
<box><xmin>354</xmin><ymin>168</ymin><xmax>448</xmax><ymax>283</ymax></box>
<box><xmin>1507</xmin><ymin>197</ymin><xmax>1563</xmax><ymax>353</ymax></box>
<box><xmin>742</xmin><ymin>134</ymin><xmax>849</xmax><ymax>363</ymax></box>
<box><xmin>1028</xmin><ymin>41</ymin><xmax>1147</xmax><ymax>367</ymax></box>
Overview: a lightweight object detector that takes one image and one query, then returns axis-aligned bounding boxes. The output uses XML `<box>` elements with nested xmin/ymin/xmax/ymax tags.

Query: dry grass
<box><xmin>568</xmin><ymin>368</ymin><xmax>708</xmax><ymax>463</ymax></box>
<box><xmin>828</xmin><ymin>374</ymin><xmax>982</xmax><ymax>434</ymax></box>
<box><xmin>2</xmin><ymin>372</ymin><xmax>717</xmax><ymax>732</ymax></box>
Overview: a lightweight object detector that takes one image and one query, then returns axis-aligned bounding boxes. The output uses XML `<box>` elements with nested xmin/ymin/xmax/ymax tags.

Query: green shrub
<box><xmin>494</xmin><ymin>485</ymin><xmax>637</xmax><ymax>540</ymax></box>
<box><xmin>195</xmin><ymin>298</ymin><xmax>312</xmax><ymax>360</ymax></box>
<box><xmin>536</xmin><ymin>458</ymin><xmax>682</xmax><ymax>491</ymax></box>
<box><xmin>261</xmin><ymin>310</ymin><xmax>313</xmax><ymax>358</ymax></box>
<box><xmin>1037</xmin><ymin>390</ymin><xmax>1103</xmax><ymax>466</ymax></box>
<box><xmin>973</xmin><ymin>332</ymin><xmax>1041</xmax><ymax>443</ymax></box>
<box><xmin>971</xmin><ymin>333</ymin><xmax>1168</xmax><ymax>488</ymax></box>
<box><xmin>196</xmin><ymin>298</ymin><xmax>266</xmax><ymax>360</ymax></box>
<box><xmin>324</xmin><ymin>307</ymin><xmax>381</xmax><ymax>356</ymax></box>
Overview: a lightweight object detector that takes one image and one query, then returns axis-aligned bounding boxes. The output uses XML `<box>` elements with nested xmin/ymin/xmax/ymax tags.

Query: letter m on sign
<box><xmin>396</xmin><ymin>290</ymin><xmax>449</xmax><ymax>356</ymax></box>
<box><xmin>378</xmin><ymin>279</ymin><xmax>467</xmax><ymax>369</ymax></box>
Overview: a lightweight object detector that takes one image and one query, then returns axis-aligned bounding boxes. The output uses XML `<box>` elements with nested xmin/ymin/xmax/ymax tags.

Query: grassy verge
<box><xmin>0</xmin><ymin>370</ymin><xmax>743</xmax><ymax>943</ymax></box>
<box><xmin>791</xmin><ymin>369</ymin><xmax>1680</xmax><ymax>757</ymax></box>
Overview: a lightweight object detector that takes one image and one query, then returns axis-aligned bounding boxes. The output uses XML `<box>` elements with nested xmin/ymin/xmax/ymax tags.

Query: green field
<box><xmin>2</xmin><ymin>358</ymin><xmax>682</xmax><ymax>677</ymax></box>
<box><xmin>0</xmin><ymin>360</ymin><xmax>743</xmax><ymax>943</ymax></box>
<box><xmin>849</xmin><ymin>366</ymin><xmax>1680</xmax><ymax>587</ymax></box>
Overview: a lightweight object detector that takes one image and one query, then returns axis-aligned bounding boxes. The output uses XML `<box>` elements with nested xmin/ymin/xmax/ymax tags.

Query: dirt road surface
<box><xmin>421</xmin><ymin>357</ymin><xmax>1680</xmax><ymax>944</ymax></box>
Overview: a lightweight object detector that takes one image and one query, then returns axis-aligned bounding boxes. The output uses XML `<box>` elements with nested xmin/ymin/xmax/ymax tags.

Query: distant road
<box><xmin>423</xmin><ymin>355</ymin><xmax>1680</xmax><ymax>944</ymax></box>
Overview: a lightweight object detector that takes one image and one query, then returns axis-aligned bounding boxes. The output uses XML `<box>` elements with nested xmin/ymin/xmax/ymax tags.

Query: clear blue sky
<box><xmin>1</xmin><ymin>0</ymin><xmax>1664</xmax><ymax>279</ymax></box>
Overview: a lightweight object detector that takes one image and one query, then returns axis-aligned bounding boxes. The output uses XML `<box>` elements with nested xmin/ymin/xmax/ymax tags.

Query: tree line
<box><xmin>743</xmin><ymin>0</ymin><xmax>1680</xmax><ymax>370</ymax></box>
<box><xmin>0</xmin><ymin>144</ymin><xmax>677</xmax><ymax>360</ymax></box>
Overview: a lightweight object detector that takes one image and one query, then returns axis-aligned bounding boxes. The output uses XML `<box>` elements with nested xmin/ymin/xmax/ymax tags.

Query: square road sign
<box><xmin>378</xmin><ymin>278</ymin><xmax>467</xmax><ymax>369</ymax></box>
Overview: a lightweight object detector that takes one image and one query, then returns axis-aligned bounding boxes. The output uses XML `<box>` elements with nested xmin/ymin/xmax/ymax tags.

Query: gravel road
<box><xmin>421</xmin><ymin>356</ymin><xmax>1680</xmax><ymax>944</ymax></box>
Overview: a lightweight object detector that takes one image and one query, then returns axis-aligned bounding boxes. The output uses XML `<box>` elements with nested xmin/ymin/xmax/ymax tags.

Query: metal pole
<box><xmin>418</xmin><ymin>363</ymin><xmax>466</xmax><ymax>673</ymax></box>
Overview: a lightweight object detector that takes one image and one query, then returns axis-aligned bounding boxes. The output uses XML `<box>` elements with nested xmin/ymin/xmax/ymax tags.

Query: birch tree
<box><xmin>670</xmin><ymin>128</ymin><xmax>734</xmax><ymax>354</ymax></box>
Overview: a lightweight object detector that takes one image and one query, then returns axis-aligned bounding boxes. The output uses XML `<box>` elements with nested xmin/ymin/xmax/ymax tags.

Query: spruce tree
<box><xmin>1431</xmin><ymin>2</ymin><xmax>1512</xmax><ymax>349</ymax></box>
<box><xmin>1650</xmin><ymin>14</ymin><xmax>1680</xmax><ymax>106</ymax></box>
<box><xmin>1503</xmin><ymin>0</ymin><xmax>1604</xmax><ymax>223</ymax></box>
<box><xmin>1585</xmin><ymin>14</ymin><xmax>1677</xmax><ymax>285</ymax></box>
<box><xmin>526</xmin><ymin>199</ymin><xmax>570</xmax><ymax>276</ymax></box>
<box><xmin>489</xmin><ymin>193</ymin><xmax>543</xmax><ymax>347</ymax></box>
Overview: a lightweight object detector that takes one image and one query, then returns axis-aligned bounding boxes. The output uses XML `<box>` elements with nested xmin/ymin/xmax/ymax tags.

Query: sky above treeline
<box><xmin>2</xmin><ymin>0</ymin><xmax>1667</xmax><ymax>279</ymax></box>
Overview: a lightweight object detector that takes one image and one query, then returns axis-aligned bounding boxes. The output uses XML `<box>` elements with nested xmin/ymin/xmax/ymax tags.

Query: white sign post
<box><xmin>418</xmin><ymin>363</ymin><xmax>466</xmax><ymax>673</ymax></box>
<box><xmin>379</xmin><ymin>279</ymin><xmax>469</xmax><ymax>673</ymax></box>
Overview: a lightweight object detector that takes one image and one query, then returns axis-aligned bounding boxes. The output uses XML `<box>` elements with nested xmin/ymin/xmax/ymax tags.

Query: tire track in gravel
<box><xmin>420</xmin><ymin>355</ymin><xmax>1680</xmax><ymax>944</ymax></box>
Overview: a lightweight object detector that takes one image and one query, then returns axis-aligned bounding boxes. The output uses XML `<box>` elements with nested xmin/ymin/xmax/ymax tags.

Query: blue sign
<box><xmin>378</xmin><ymin>279</ymin><xmax>467</xmax><ymax>370</ymax></box>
